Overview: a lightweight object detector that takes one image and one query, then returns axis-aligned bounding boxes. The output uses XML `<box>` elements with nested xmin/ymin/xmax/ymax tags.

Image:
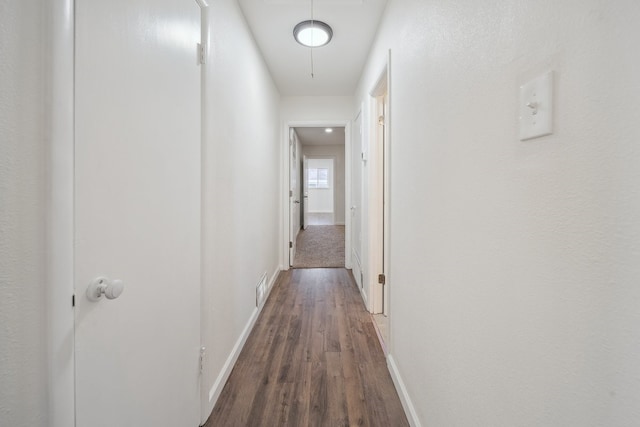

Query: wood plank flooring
<box><xmin>204</xmin><ymin>268</ymin><xmax>409</xmax><ymax>427</ymax></box>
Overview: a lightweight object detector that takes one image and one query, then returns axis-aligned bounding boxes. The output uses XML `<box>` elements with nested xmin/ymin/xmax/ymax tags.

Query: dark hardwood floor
<box><xmin>204</xmin><ymin>268</ymin><xmax>409</xmax><ymax>427</ymax></box>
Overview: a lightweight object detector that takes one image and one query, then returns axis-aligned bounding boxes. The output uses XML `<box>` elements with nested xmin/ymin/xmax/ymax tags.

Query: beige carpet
<box><xmin>292</xmin><ymin>225</ymin><xmax>345</xmax><ymax>268</ymax></box>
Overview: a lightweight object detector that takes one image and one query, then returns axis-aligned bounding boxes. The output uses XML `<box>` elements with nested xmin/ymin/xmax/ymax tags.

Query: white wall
<box><xmin>200</xmin><ymin>0</ymin><xmax>281</xmax><ymax>421</ymax></box>
<box><xmin>351</xmin><ymin>111</ymin><xmax>364</xmax><ymax>291</ymax></box>
<box><xmin>0</xmin><ymin>1</ymin><xmax>48</xmax><ymax>426</ymax></box>
<box><xmin>307</xmin><ymin>158</ymin><xmax>335</xmax><ymax>214</ymax></box>
<box><xmin>281</xmin><ymin>96</ymin><xmax>354</xmax><ymax>122</ymax></box>
<box><xmin>357</xmin><ymin>0</ymin><xmax>640</xmax><ymax>425</ymax></box>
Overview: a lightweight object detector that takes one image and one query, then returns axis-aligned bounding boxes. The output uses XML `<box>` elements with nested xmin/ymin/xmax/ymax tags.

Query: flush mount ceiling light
<box><xmin>325</xmin><ymin>128</ymin><xmax>333</xmax><ymax>133</ymax></box>
<box><xmin>293</xmin><ymin>20</ymin><xmax>333</xmax><ymax>48</ymax></box>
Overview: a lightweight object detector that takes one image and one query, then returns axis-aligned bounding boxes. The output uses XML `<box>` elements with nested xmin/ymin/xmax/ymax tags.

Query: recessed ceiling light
<box><xmin>325</xmin><ymin>128</ymin><xmax>333</xmax><ymax>133</ymax></box>
<box><xmin>293</xmin><ymin>20</ymin><xmax>333</xmax><ymax>48</ymax></box>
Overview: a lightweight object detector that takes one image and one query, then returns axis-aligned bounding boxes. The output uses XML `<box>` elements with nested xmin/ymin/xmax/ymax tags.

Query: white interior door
<box><xmin>302</xmin><ymin>155</ymin><xmax>310</xmax><ymax>229</ymax></box>
<box><xmin>74</xmin><ymin>1</ymin><xmax>202</xmax><ymax>426</ymax></box>
<box><xmin>370</xmin><ymin>74</ymin><xmax>388</xmax><ymax>316</ymax></box>
<box><xmin>289</xmin><ymin>129</ymin><xmax>299</xmax><ymax>264</ymax></box>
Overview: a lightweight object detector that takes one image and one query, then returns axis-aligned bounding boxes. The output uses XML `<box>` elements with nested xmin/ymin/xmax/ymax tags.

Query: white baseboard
<box><xmin>207</xmin><ymin>267</ymin><xmax>281</xmax><ymax>405</ymax></box>
<box><xmin>265</xmin><ymin>268</ymin><xmax>280</xmax><ymax>299</ymax></box>
<box><xmin>359</xmin><ymin>285</ymin><xmax>368</xmax><ymax>309</ymax></box>
<box><xmin>351</xmin><ymin>251</ymin><xmax>368</xmax><ymax>308</ymax></box>
<box><xmin>387</xmin><ymin>354</ymin><xmax>422</xmax><ymax>427</ymax></box>
<box><xmin>352</xmin><ymin>249</ymin><xmax>362</xmax><ymax>271</ymax></box>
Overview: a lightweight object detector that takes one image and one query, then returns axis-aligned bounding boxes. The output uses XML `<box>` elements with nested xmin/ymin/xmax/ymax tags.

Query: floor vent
<box><xmin>256</xmin><ymin>272</ymin><xmax>267</xmax><ymax>307</ymax></box>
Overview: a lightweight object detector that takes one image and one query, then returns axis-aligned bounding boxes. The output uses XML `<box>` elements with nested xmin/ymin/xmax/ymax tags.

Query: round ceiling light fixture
<box><xmin>293</xmin><ymin>20</ymin><xmax>333</xmax><ymax>48</ymax></box>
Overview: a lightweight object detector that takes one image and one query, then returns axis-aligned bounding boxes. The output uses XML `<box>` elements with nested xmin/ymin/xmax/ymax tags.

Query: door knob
<box><xmin>87</xmin><ymin>277</ymin><xmax>124</xmax><ymax>302</ymax></box>
<box><xmin>294</xmin><ymin>200</ymin><xmax>300</xmax><ymax>204</ymax></box>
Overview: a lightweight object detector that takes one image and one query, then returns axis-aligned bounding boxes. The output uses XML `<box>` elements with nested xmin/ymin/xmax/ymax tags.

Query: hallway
<box><xmin>5</xmin><ymin>1</ymin><xmax>640</xmax><ymax>426</ymax></box>
<box><xmin>205</xmin><ymin>269</ymin><xmax>408</xmax><ymax>426</ymax></box>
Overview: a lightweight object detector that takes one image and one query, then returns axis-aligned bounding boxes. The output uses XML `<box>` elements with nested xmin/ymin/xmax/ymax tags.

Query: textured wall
<box><xmin>281</xmin><ymin>96</ymin><xmax>354</xmax><ymax>123</ymax></box>
<box><xmin>357</xmin><ymin>0</ymin><xmax>640</xmax><ymax>425</ymax></box>
<box><xmin>0</xmin><ymin>1</ymin><xmax>48</xmax><ymax>426</ymax></box>
<box><xmin>200</xmin><ymin>0</ymin><xmax>282</xmax><ymax>421</ymax></box>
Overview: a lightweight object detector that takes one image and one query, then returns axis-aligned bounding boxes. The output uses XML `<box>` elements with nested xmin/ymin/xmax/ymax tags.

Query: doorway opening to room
<box><xmin>369</xmin><ymin>62</ymin><xmax>391</xmax><ymax>350</ymax></box>
<box><xmin>305</xmin><ymin>156</ymin><xmax>336</xmax><ymax>227</ymax></box>
<box><xmin>286</xmin><ymin>125</ymin><xmax>350</xmax><ymax>269</ymax></box>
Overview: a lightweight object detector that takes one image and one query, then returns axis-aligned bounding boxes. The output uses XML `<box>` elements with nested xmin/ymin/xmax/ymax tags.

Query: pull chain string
<box><xmin>310</xmin><ymin>0</ymin><xmax>315</xmax><ymax>78</ymax></box>
<box><xmin>310</xmin><ymin>50</ymin><xmax>315</xmax><ymax>79</ymax></box>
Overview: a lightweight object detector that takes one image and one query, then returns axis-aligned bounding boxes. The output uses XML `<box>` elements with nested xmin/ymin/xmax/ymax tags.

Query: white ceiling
<box><xmin>237</xmin><ymin>0</ymin><xmax>388</xmax><ymax>96</ymax></box>
<box><xmin>295</xmin><ymin>127</ymin><xmax>345</xmax><ymax>145</ymax></box>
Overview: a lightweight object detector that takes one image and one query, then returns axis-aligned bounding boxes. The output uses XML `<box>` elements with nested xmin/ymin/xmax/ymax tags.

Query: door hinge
<box><xmin>197</xmin><ymin>43</ymin><xmax>206</xmax><ymax>65</ymax></box>
<box><xmin>72</xmin><ymin>294</ymin><xmax>75</xmax><ymax>307</ymax></box>
<box><xmin>289</xmin><ymin>190</ymin><xmax>293</xmax><ymax>197</ymax></box>
<box><xmin>378</xmin><ymin>274</ymin><xmax>386</xmax><ymax>285</ymax></box>
<box><xmin>289</xmin><ymin>241</ymin><xmax>293</xmax><ymax>249</ymax></box>
<box><xmin>199</xmin><ymin>346</ymin><xmax>206</xmax><ymax>374</ymax></box>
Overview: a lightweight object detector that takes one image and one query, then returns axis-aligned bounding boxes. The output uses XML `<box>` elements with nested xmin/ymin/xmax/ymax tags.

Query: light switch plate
<box><xmin>519</xmin><ymin>71</ymin><xmax>553</xmax><ymax>141</ymax></box>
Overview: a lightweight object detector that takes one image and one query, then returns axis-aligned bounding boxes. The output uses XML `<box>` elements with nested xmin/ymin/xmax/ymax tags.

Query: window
<box><xmin>308</xmin><ymin>168</ymin><xmax>329</xmax><ymax>189</ymax></box>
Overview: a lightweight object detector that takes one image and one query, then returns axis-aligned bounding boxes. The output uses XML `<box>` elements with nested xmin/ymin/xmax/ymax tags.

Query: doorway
<box><xmin>305</xmin><ymin>157</ymin><xmax>336</xmax><ymax>226</ymax></box>
<box><xmin>291</xmin><ymin>128</ymin><xmax>345</xmax><ymax>268</ymax></box>
<box><xmin>369</xmin><ymin>61</ymin><xmax>390</xmax><ymax>348</ymax></box>
<box><xmin>284</xmin><ymin>123</ymin><xmax>352</xmax><ymax>270</ymax></box>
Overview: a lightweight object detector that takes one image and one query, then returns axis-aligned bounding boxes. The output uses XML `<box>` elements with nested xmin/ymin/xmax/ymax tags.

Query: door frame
<box><xmin>47</xmin><ymin>0</ymin><xmax>75</xmax><ymax>425</ymax></box>
<box><xmin>350</xmin><ymin>106</ymin><xmax>365</xmax><ymax>295</ymax></box>
<box><xmin>281</xmin><ymin>121</ymin><xmax>352</xmax><ymax>270</ymax></box>
<box><xmin>288</xmin><ymin>129</ymin><xmax>301</xmax><ymax>265</ymax></box>
<box><xmin>196</xmin><ymin>1</ymin><xmax>210</xmax><ymax>424</ymax></box>
<box><xmin>367</xmin><ymin>53</ymin><xmax>391</xmax><ymax>318</ymax></box>
<box><xmin>302</xmin><ymin>154</ymin><xmax>309</xmax><ymax>231</ymax></box>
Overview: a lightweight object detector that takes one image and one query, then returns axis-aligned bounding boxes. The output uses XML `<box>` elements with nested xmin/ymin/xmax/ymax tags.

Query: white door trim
<box><xmin>281</xmin><ymin>121</ymin><xmax>352</xmax><ymax>270</ymax></box>
<box><xmin>367</xmin><ymin>50</ymin><xmax>392</xmax><ymax>328</ymax></box>
<box><xmin>47</xmin><ymin>0</ymin><xmax>75</xmax><ymax>426</ymax></box>
<box><xmin>351</xmin><ymin>104</ymin><xmax>365</xmax><ymax>296</ymax></box>
<box><xmin>197</xmin><ymin>0</ymin><xmax>210</xmax><ymax>423</ymax></box>
<box><xmin>368</xmin><ymin>66</ymin><xmax>386</xmax><ymax>314</ymax></box>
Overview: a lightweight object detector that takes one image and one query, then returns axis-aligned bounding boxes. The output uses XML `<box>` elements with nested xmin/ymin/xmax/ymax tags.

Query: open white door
<box><xmin>369</xmin><ymin>62</ymin><xmax>390</xmax><ymax>319</ymax></box>
<box><xmin>289</xmin><ymin>129</ymin><xmax>300</xmax><ymax>265</ymax></box>
<box><xmin>302</xmin><ymin>155</ymin><xmax>310</xmax><ymax>229</ymax></box>
<box><xmin>374</xmin><ymin>93</ymin><xmax>390</xmax><ymax>316</ymax></box>
<box><xmin>74</xmin><ymin>0</ymin><xmax>202</xmax><ymax>426</ymax></box>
